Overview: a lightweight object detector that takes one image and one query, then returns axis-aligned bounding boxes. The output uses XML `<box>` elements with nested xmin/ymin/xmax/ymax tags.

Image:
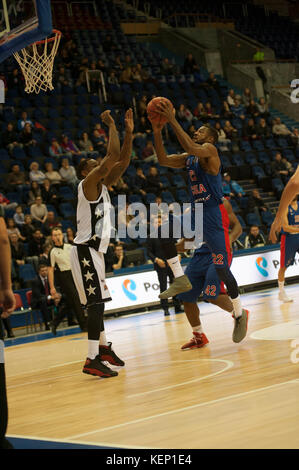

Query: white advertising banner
<box><xmin>105</xmin><ymin>249</ymin><xmax>299</xmax><ymax>313</ymax></box>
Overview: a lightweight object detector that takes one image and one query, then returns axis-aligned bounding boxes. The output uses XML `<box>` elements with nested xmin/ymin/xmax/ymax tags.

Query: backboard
<box><xmin>0</xmin><ymin>0</ymin><xmax>52</xmax><ymax>63</ymax></box>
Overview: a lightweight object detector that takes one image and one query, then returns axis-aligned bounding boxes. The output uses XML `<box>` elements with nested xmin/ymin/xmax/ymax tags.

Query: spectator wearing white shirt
<box><xmin>272</xmin><ymin>117</ymin><xmax>292</xmax><ymax>137</ymax></box>
<box><xmin>59</xmin><ymin>158</ymin><xmax>78</xmax><ymax>187</ymax></box>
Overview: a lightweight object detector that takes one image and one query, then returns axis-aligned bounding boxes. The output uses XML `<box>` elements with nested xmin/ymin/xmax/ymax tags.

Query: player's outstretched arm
<box><xmin>0</xmin><ymin>217</ymin><xmax>16</xmax><ymax>317</ymax></box>
<box><xmin>270</xmin><ymin>165</ymin><xmax>299</xmax><ymax>242</ymax></box>
<box><xmin>150</xmin><ymin>120</ymin><xmax>187</xmax><ymax>168</ymax></box>
<box><xmin>104</xmin><ymin>108</ymin><xmax>134</xmax><ymax>187</ymax></box>
<box><xmin>223</xmin><ymin>199</ymin><xmax>242</xmax><ymax>246</ymax></box>
<box><xmin>157</xmin><ymin>100</ymin><xmax>217</xmax><ymax>159</ymax></box>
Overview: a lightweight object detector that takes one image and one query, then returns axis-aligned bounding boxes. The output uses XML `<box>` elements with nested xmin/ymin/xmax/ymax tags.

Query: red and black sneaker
<box><xmin>181</xmin><ymin>331</ymin><xmax>209</xmax><ymax>350</ymax></box>
<box><xmin>98</xmin><ymin>342</ymin><xmax>125</xmax><ymax>367</ymax></box>
<box><xmin>82</xmin><ymin>355</ymin><xmax>118</xmax><ymax>378</ymax></box>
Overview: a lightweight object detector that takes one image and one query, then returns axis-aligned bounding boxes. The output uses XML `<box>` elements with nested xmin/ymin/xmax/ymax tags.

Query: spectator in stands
<box><xmin>28</xmin><ymin>181</ymin><xmax>42</xmax><ymax>206</ymax></box>
<box><xmin>161</xmin><ymin>57</ymin><xmax>176</xmax><ymax>75</ymax></box>
<box><xmin>28</xmin><ymin>228</ymin><xmax>45</xmax><ymax>258</ymax></box>
<box><xmin>61</xmin><ymin>135</ymin><xmax>85</xmax><ymax>158</ymax></box>
<box><xmin>9</xmin><ymin>232</ymin><xmax>39</xmax><ymax>273</ymax></box>
<box><xmin>271</xmin><ymin>152</ymin><xmax>291</xmax><ymax>183</ymax></box>
<box><xmin>120</xmin><ymin>67</ymin><xmax>133</xmax><ymax>84</ymax></box>
<box><xmin>30</xmin><ymin>196</ymin><xmax>48</xmax><ymax>226</ymax></box>
<box><xmin>21</xmin><ymin>214</ymin><xmax>35</xmax><ymax>241</ymax></box>
<box><xmin>177</xmin><ymin>104</ymin><xmax>193</xmax><ymax>123</ymax></box>
<box><xmin>257</xmin><ymin>117</ymin><xmax>271</xmax><ymax>139</ymax></box>
<box><xmin>227</xmin><ymin>89</ymin><xmax>236</xmax><ymax>106</ymax></box>
<box><xmin>243</xmin><ymin>118</ymin><xmax>259</xmax><ymax>141</ymax></box>
<box><xmin>59</xmin><ymin>158</ymin><xmax>78</xmax><ymax>188</ymax></box>
<box><xmin>136</xmin><ymin>63</ymin><xmax>152</xmax><ymax>83</ymax></box>
<box><xmin>248</xmin><ymin>189</ymin><xmax>267</xmax><ymax>217</ymax></box>
<box><xmin>79</xmin><ymin>132</ymin><xmax>97</xmax><ymax>155</ymax></box>
<box><xmin>92</xmin><ymin>129</ymin><xmax>107</xmax><ymax>154</ymax></box>
<box><xmin>112</xmin><ymin>245</ymin><xmax>131</xmax><ymax>270</ymax></box>
<box><xmin>17</xmin><ymin>111</ymin><xmax>33</xmax><ymax>131</ymax></box>
<box><xmin>205</xmin><ymin>102</ymin><xmax>219</xmax><ymax>119</ymax></box>
<box><xmin>131</xmin><ymin>167</ymin><xmax>146</xmax><ymax>198</ymax></box>
<box><xmin>6</xmin><ymin>218</ymin><xmax>25</xmax><ymax>241</ymax></box>
<box><xmin>222</xmin><ymin>173</ymin><xmax>245</xmax><ymax>199</ymax></box>
<box><xmin>8</xmin><ymin>68</ymin><xmax>23</xmax><ymax>92</ymax></box>
<box><xmin>64</xmin><ymin>227</ymin><xmax>75</xmax><ymax>245</ymax></box>
<box><xmin>272</xmin><ymin>117</ymin><xmax>292</xmax><ymax>137</ymax></box>
<box><xmin>141</xmin><ymin>140</ymin><xmax>158</xmax><ymax>163</ymax></box>
<box><xmin>242</xmin><ymin>88</ymin><xmax>252</xmax><ymax>107</ymax></box>
<box><xmin>290</xmin><ymin>128</ymin><xmax>299</xmax><ymax>150</ymax></box>
<box><xmin>41</xmin><ymin>178</ymin><xmax>60</xmax><ymax>212</ymax></box>
<box><xmin>221</xmin><ymin>100</ymin><xmax>233</xmax><ymax>119</ymax></box>
<box><xmin>113</xmin><ymin>54</ymin><xmax>124</xmax><ymax>74</ymax></box>
<box><xmin>31</xmin><ymin>263</ymin><xmax>57</xmax><ymax>330</ymax></box>
<box><xmin>49</xmin><ymin>138</ymin><xmax>65</xmax><ymax>158</ymax></box>
<box><xmin>146</xmin><ymin>166</ymin><xmax>163</xmax><ymax>194</ymax></box>
<box><xmin>138</xmin><ymin>95</ymin><xmax>148</xmax><ymax>117</ymax></box>
<box><xmin>102</xmin><ymin>34</ymin><xmax>116</xmax><ymax>53</ymax></box>
<box><xmin>183</xmin><ymin>53</ymin><xmax>199</xmax><ymax>74</ymax></box>
<box><xmin>193</xmin><ymin>101</ymin><xmax>207</xmax><ymax>121</ymax></box>
<box><xmin>1</xmin><ymin>123</ymin><xmax>22</xmax><ymax>155</ymax></box>
<box><xmin>39</xmin><ymin>242</ymin><xmax>52</xmax><ymax>265</ymax></box>
<box><xmin>206</xmin><ymin>72</ymin><xmax>221</xmax><ymax>95</ymax></box>
<box><xmin>135</xmin><ymin>116</ymin><xmax>152</xmax><ymax>137</ymax></box>
<box><xmin>231</xmin><ymin>95</ymin><xmax>246</xmax><ymax>119</ymax></box>
<box><xmin>29</xmin><ymin>162</ymin><xmax>46</xmax><ymax>184</ymax></box>
<box><xmin>7</xmin><ymin>164</ymin><xmax>28</xmax><ymax>194</ymax></box>
<box><xmin>42</xmin><ymin>211</ymin><xmax>62</xmax><ymax>236</ymax></box>
<box><xmin>13</xmin><ymin>205</ymin><xmax>25</xmax><ymax>228</ymax></box>
<box><xmin>246</xmin><ymin>99</ymin><xmax>260</xmax><ymax>117</ymax></box>
<box><xmin>107</xmin><ymin>70</ymin><xmax>120</xmax><ymax>91</ymax></box>
<box><xmin>20</xmin><ymin>123</ymin><xmax>37</xmax><ymax>147</ymax></box>
<box><xmin>56</xmin><ymin>66</ymin><xmax>72</xmax><ymax>90</ymax></box>
<box><xmin>223</xmin><ymin>120</ymin><xmax>238</xmax><ymax>140</ymax></box>
<box><xmin>257</xmin><ymin>97</ymin><xmax>269</xmax><ymax>118</ymax></box>
<box><xmin>131</xmin><ymin>65</ymin><xmax>142</xmax><ymax>82</ymax></box>
<box><xmin>215</xmin><ymin>122</ymin><xmax>231</xmax><ymax>151</ymax></box>
<box><xmin>0</xmin><ymin>193</ymin><xmax>18</xmax><ymax>213</ymax></box>
<box><xmin>244</xmin><ymin>225</ymin><xmax>266</xmax><ymax>249</ymax></box>
<box><xmin>281</xmin><ymin>156</ymin><xmax>293</xmax><ymax>174</ymax></box>
<box><xmin>44</xmin><ymin>162</ymin><xmax>62</xmax><ymax>187</ymax></box>
<box><xmin>124</xmin><ymin>55</ymin><xmax>134</xmax><ymax>69</ymax></box>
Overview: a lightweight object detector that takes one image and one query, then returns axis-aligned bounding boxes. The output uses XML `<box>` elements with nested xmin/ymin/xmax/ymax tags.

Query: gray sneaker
<box><xmin>159</xmin><ymin>274</ymin><xmax>192</xmax><ymax>299</ymax></box>
<box><xmin>232</xmin><ymin>309</ymin><xmax>249</xmax><ymax>343</ymax></box>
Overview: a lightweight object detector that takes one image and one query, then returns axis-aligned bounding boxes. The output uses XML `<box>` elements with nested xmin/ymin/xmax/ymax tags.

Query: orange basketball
<box><xmin>147</xmin><ymin>97</ymin><xmax>173</xmax><ymax>125</ymax></box>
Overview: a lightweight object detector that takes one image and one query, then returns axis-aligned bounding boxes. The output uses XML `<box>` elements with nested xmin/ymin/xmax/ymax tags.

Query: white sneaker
<box><xmin>278</xmin><ymin>291</ymin><xmax>293</xmax><ymax>303</ymax></box>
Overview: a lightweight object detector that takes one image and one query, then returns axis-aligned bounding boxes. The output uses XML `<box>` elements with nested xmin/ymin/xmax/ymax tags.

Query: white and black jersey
<box><xmin>74</xmin><ymin>180</ymin><xmax>112</xmax><ymax>254</ymax></box>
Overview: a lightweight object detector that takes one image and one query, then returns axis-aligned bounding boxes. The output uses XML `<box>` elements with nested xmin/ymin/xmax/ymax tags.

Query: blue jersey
<box><xmin>281</xmin><ymin>202</ymin><xmax>299</xmax><ymax>236</ymax></box>
<box><xmin>186</xmin><ymin>155</ymin><xmax>223</xmax><ymax>208</ymax></box>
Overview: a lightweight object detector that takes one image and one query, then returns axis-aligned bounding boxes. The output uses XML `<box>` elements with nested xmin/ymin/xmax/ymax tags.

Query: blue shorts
<box><xmin>192</xmin><ymin>202</ymin><xmax>232</xmax><ymax>269</ymax></box>
<box><xmin>178</xmin><ymin>251</ymin><xmax>226</xmax><ymax>303</ymax></box>
<box><xmin>280</xmin><ymin>233</ymin><xmax>299</xmax><ymax>268</ymax></box>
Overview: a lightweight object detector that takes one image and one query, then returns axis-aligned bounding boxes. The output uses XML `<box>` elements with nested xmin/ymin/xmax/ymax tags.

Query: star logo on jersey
<box><xmin>84</xmin><ymin>271</ymin><xmax>94</xmax><ymax>281</ymax></box>
<box><xmin>82</xmin><ymin>258</ymin><xmax>90</xmax><ymax>268</ymax></box>
<box><xmin>95</xmin><ymin>207</ymin><xmax>104</xmax><ymax>218</ymax></box>
<box><xmin>87</xmin><ymin>284</ymin><xmax>96</xmax><ymax>296</ymax></box>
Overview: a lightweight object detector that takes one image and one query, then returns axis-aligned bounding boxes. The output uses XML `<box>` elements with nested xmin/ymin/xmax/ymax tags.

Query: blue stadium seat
<box><xmin>161</xmin><ymin>191</ymin><xmax>175</xmax><ymax>203</ymax></box>
<box><xmin>246</xmin><ymin>213</ymin><xmax>260</xmax><ymax>226</ymax></box>
<box><xmin>19</xmin><ymin>264</ymin><xmax>37</xmax><ymax>284</ymax></box>
<box><xmin>261</xmin><ymin>211</ymin><xmax>274</xmax><ymax>226</ymax></box>
<box><xmin>60</xmin><ymin>203</ymin><xmax>75</xmax><ymax>218</ymax></box>
<box><xmin>59</xmin><ymin>186</ymin><xmax>74</xmax><ymax>201</ymax></box>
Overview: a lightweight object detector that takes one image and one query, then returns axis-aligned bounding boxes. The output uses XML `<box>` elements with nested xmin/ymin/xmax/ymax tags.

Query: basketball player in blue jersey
<box><xmin>176</xmin><ymin>198</ymin><xmax>244</xmax><ymax>347</ymax></box>
<box><xmin>150</xmin><ymin>100</ymin><xmax>249</xmax><ymax>342</ymax></box>
<box><xmin>277</xmin><ymin>196</ymin><xmax>299</xmax><ymax>302</ymax></box>
<box><xmin>70</xmin><ymin>109</ymin><xmax>134</xmax><ymax>378</ymax></box>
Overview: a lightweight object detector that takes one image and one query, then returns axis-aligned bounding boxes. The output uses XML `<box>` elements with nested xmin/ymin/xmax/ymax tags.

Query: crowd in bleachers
<box><xmin>0</xmin><ymin>0</ymin><xmax>298</xmax><ymax>292</ymax></box>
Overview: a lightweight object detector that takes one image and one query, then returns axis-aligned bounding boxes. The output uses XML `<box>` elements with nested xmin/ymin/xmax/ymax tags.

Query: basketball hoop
<box><xmin>13</xmin><ymin>29</ymin><xmax>61</xmax><ymax>94</ymax></box>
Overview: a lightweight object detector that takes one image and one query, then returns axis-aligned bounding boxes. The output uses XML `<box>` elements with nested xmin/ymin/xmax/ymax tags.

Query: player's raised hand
<box><xmin>156</xmin><ymin>100</ymin><xmax>176</xmax><ymax>123</ymax></box>
<box><xmin>148</xmin><ymin>114</ymin><xmax>165</xmax><ymax>132</ymax></box>
<box><xmin>124</xmin><ymin>108</ymin><xmax>134</xmax><ymax>134</ymax></box>
<box><xmin>100</xmin><ymin>110</ymin><xmax>115</xmax><ymax>127</ymax></box>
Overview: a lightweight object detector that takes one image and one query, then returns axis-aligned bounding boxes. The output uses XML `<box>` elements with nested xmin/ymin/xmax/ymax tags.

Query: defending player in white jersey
<box><xmin>70</xmin><ymin>109</ymin><xmax>134</xmax><ymax>378</ymax></box>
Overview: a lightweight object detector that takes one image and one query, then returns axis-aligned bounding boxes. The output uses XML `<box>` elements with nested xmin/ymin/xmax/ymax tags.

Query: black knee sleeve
<box><xmin>87</xmin><ymin>303</ymin><xmax>105</xmax><ymax>341</ymax></box>
<box><xmin>159</xmin><ymin>239</ymin><xmax>177</xmax><ymax>260</ymax></box>
<box><xmin>215</xmin><ymin>266</ymin><xmax>239</xmax><ymax>299</ymax></box>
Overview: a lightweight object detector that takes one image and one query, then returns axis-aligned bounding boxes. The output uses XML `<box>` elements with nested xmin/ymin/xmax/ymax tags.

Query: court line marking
<box><xmin>6</xmin><ymin>433</ymin><xmax>150</xmax><ymax>449</ymax></box>
<box><xmin>128</xmin><ymin>359</ymin><xmax>234</xmax><ymax>398</ymax></box>
<box><xmin>66</xmin><ymin>379</ymin><xmax>299</xmax><ymax>440</ymax></box>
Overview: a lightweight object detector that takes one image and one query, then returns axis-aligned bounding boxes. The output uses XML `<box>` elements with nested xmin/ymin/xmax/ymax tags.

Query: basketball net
<box><xmin>13</xmin><ymin>30</ymin><xmax>61</xmax><ymax>94</ymax></box>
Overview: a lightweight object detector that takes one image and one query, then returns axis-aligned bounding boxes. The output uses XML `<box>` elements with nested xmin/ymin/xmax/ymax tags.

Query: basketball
<box><xmin>147</xmin><ymin>96</ymin><xmax>173</xmax><ymax>125</ymax></box>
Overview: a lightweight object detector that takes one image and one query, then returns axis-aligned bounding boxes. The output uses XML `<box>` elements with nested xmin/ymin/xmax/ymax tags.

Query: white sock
<box><xmin>230</xmin><ymin>296</ymin><xmax>242</xmax><ymax>318</ymax></box>
<box><xmin>99</xmin><ymin>330</ymin><xmax>108</xmax><ymax>346</ymax></box>
<box><xmin>278</xmin><ymin>281</ymin><xmax>284</xmax><ymax>292</ymax></box>
<box><xmin>193</xmin><ymin>325</ymin><xmax>203</xmax><ymax>334</ymax></box>
<box><xmin>88</xmin><ymin>340</ymin><xmax>99</xmax><ymax>359</ymax></box>
<box><xmin>167</xmin><ymin>256</ymin><xmax>184</xmax><ymax>278</ymax></box>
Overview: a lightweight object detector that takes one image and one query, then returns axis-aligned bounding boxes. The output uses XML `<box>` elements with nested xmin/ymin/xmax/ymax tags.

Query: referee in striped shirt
<box><xmin>48</xmin><ymin>227</ymin><xmax>87</xmax><ymax>334</ymax></box>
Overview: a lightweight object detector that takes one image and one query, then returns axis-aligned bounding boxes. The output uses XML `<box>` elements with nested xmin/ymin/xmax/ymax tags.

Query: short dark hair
<box><xmin>76</xmin><ymin>158</ymin><xmax>88</xmax><ymax>180</ymax></box>
<box><xmin>204</xmin><ymin>124</ymin><xmax>218</xmax><ymax>144</ymax></box>
<box><xmin>38</xmin><ymin>263</ymin><xmax>48</xmax><ymax>271</ymax></box>
<box><xmin>51</xmin><ymin>227</ymin><xmax>62</xmax><ymax>235</ymax></box>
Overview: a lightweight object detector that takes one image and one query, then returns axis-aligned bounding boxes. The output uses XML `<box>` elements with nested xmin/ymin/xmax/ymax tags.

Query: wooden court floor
<box><xmin>4</xmin><ymin>285</ymin><xmax>299</xmax><ymax>449</ymax></box>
